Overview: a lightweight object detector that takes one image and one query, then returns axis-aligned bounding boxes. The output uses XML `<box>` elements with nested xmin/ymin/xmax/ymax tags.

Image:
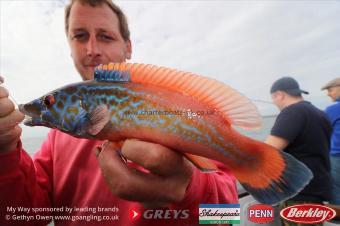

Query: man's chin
<box><xmin>81</xmin><ymin>68</ymin><xmax>95</xmax><ymax>80</ymax></box>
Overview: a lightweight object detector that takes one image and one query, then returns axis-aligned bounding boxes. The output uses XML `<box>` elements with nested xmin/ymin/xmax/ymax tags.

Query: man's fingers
<box><xmin>0</xmin><ymin>98</ymin><xmax>15</xmax><ymax>117</ymax></box>
<box><xmin>121</xmin><ymin>139</ymin><xmax>185</xmax><ymax>176</ymax></box>
<box><xmin>0</xmin><ymin>75</ymin><xmax>4</xmax><ymax>84</ymax></box>
<box><xmin>97</xmin><ymin>142</ymin><xmax>187</xmax><ymax>204</ymax></box>
<box><xmin>0</xmin><ymin>86</ymin><xmax>9</xmax><ymax>98</ymax></box>
<box><xmin>0</xmin><ymin>110</ymin><xmax>25</xmax><ymax>131</ymax></box>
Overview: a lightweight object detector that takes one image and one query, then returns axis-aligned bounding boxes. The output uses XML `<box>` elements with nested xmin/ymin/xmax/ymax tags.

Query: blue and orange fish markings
<box><xmin>125</xmin><ymin>98</ymin><xmax>239</xmax><ymax>161</ymax></box>
<box><xmin>117</xmin><ymin>95</ymin><xmax>239</xmax><ymax>161</ymax></box>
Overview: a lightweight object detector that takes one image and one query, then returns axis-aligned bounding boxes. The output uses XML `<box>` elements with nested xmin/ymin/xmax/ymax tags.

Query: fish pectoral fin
<box><xmin>87</xmin><ymin>104</ymin><xmax>110</xmax><ymax>136</ymax></box>
<box><xmin>184</xmin><ymin>153</ymin><xmax>218</xmax><ymax>173</ymax></box>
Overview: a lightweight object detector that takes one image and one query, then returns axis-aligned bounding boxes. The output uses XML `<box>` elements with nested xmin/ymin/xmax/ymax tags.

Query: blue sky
<box><xmin>1</xmin><ymin>0</ymin><xmax>339</xmax><ymax>137</ymax></box>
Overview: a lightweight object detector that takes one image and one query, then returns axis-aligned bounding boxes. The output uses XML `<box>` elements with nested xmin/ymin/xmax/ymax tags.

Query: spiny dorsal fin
<box><xmin>94</xmin><ymin>64</ymin><xmax>130</xmax><ymax>82</ymax></box>
<box><xmin>94</xmin><ymin>63</ymin><xmax>262</xmax><ymax>129</ymax></box>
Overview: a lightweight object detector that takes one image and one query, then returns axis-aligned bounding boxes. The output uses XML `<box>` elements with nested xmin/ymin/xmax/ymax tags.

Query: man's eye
<box><xmin>72</xmin><ymin>33</ymin><xmax>88</xmax><ymax>41</ymax></box>
<box><xmin>98</xmin><ymin>34</ymin><xmax>113</xmax><ymax>41</ymax></box>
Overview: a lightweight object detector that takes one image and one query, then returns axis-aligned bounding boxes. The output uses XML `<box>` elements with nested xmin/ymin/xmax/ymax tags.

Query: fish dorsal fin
<box><xmin>94</xmin><ymin>64</ymin><xmax>131</xmax><ymax>82</ymax></box>
<box><xmin>95</xmin><ymin>63</ymin><xmax>261</xmax><ymax>129</ymax></box>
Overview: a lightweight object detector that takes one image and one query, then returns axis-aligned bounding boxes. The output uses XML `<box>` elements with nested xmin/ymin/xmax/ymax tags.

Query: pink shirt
<box><xmin>0</xmin><ymin>129</ymin><xmax>238</xmax><ymax>226</ymax></box>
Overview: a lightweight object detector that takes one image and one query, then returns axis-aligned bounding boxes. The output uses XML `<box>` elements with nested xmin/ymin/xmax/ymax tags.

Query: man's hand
<box><xmin>96</xmin><ymin>139</ymin><xmax>193</xmax><ymax>208</ymax></box>
<box><xmin>0</xmin><ymin>76</ymin><xmax>25</xmax><ymax>153</ymax></box>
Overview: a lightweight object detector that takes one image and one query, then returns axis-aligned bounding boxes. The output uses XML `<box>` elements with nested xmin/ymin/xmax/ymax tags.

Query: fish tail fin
<box><xmin>231</xmin><ymin>140</ymin><xmax>313</xmax><ymax>205</ymax></box>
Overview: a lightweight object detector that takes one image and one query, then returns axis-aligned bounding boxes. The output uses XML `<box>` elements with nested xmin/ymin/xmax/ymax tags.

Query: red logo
<box><xmin>248</xmin><ymin>204</ymin><xmax>274</xmax><ymax>224</ymax></box>
<box><xmin>280</xmin><ymin>204</ymin><xmax>336</xmax><ymax>224</ymax></box>
<box><xmin>129</xmin><ymin>208</ymin><xmax>141</xmax><ymax>221</ymax></box>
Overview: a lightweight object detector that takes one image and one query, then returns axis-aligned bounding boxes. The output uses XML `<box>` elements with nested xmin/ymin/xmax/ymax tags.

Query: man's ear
<box><xmin>125</xmin><ymin>40</ymin><xmax>132</xmax><ymax>60</ymax></box>
<box><xmin>279</xmin><ymin>91</ymin><xmax>286</xmax><ymax>101</ymax></box>
<box><xmin>66</xmin><ymin>35</ymin><xmax>73</xmax><ymax>59</ymax></box>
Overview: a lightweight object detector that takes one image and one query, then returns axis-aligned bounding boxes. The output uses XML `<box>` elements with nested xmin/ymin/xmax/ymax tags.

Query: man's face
<box><xmin>327</xmin><ymin>86</ymin><xmax>340</xmax><ymax>101</ymax></box>
<box><xmin>67</xmin><ymin>2</ymin><xmax>132</xmax><ymax>80</ymax></box>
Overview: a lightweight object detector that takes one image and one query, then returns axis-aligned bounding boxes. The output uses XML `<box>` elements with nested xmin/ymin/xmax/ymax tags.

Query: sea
<box><xmin>21</xmin><ymin>116</ymin><xmax>277</xmax><ymax>156</ymax></box>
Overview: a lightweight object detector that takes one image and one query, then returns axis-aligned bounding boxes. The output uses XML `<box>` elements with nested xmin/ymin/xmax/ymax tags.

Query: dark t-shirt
<box><xmin>271</xmin><ymin>101</ymin><xmax>332</xmax><ymax>202</ymax></box>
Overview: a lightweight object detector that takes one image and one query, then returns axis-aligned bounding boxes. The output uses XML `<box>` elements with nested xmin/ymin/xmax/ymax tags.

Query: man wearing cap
<box><xmin>322</xmin><ymin>78</ymin><xmax>340</xmax><ymax>207</ymax></box>
<box><xmin>266</xmin><ymin>77</ymin><xmax>332</xmax><ymax>226</ymax></box>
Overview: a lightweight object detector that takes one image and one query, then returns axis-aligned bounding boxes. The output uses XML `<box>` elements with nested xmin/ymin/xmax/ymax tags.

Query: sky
<box><xmin>1</xmin><ymin>0</ymin><xmax>340</xmax><ymax>137</ymax></box>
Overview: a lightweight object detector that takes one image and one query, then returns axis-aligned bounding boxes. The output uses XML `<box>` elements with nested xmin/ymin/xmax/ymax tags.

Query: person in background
<box><xmin>0</xmin><ymin>1</ymin><xmax>238</xmax><ymax>226</ymax></box>
<box><xmin>322</xmin><ymin>78</ymin><xmax>340</xmax><ymax>207</ymax></box>
<box><xmin>265</xmin><ymin>76</ymin><xmax>332</xmax><ymax>226</ymax></box>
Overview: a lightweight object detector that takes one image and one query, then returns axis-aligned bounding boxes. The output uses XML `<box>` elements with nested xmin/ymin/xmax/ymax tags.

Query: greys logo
<box><xmin>130</xmin><ymin>209</ymin><xmax>189</xmax><ymax>220</ymax></box>
<box><xmin>143</xmin><ymin>209</ymin><xmax>189</xmax><ymax>219</ymax></box>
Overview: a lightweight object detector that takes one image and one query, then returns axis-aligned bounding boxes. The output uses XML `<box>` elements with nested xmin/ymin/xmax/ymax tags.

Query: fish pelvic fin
<box><xmin>232</xmin><ymin>141</ymin><xmax>313</xmax><ymax>205</ymax></box>
<box><xmin>184</xmin><ymin>153</ymin><xmax>219</xmax><ymax>173</ymax></box>
<box><xmin>94</xmin><ymin>62</ymin><xmax>261</xmax><ymax>130</ymax></box>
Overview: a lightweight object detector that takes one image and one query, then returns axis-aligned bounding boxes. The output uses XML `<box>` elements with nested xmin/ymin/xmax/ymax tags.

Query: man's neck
<box><xmin>283</xmin><ymin>96</ymin><xmax>304</xmax><ymax>109</ymax></box>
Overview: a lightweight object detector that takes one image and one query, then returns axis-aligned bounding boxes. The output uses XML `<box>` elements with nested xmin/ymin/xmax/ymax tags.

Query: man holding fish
<box><xmin>0</xmin><ymin>0</ymin><xmax>239</xmax><ymax>225</ymax></box>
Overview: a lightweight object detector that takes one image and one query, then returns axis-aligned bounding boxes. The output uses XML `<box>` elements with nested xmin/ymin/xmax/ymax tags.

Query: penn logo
<box><xmin>248</xmin><ymin>204</ymin><xmax>274</xmax><ymax>224</ymax></box>
<box><xmin>280</xmin><ymin>204</ymin><xmax>336</xmax><ymax>224</ymax></box>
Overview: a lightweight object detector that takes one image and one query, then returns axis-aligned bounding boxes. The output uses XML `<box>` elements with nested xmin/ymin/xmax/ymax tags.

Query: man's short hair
<box><xmin>65</xmin><ymin>0</ymin><xmax>130</xmax><ymax>41</ymax></box>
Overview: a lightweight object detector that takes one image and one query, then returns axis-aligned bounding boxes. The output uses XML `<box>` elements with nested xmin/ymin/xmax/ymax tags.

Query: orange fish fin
<box><xmin>184</xmin><ymin>153</ymin><xmax>218</xmax><ymax>173</ymax></box>
<box><xmin>95</xmin><ymin>63</ymin><xmax>261</xmax><ymax>130</ymax></box>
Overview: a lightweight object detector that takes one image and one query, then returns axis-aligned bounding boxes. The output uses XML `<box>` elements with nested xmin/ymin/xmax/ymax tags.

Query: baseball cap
<box><xmin>321</xmin><ymin>77</ymin><xmax>340</xmax><ymax>90</ymax></box>
<box><xmin>270</xmin><ymin>77</ymin><xmax>309</xmax><ymax>96</ymax></box>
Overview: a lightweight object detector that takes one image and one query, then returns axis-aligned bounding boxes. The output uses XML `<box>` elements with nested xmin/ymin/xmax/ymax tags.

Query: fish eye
<box><xmin>43</xmin><ymin>95</ymin><xmax>56</xmax><ymax>108</ymax></box>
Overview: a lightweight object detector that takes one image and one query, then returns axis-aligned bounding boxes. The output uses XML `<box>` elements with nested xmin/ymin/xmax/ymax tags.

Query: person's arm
<box><xmin>265</xmin><ymin>135</ymin><xmax>289</xmax><ymax>150</ymax></box>
<box><xmin>0</xmin><ymin>83</ymin><xmax>23</xmax><ymax>153</ymax></box>
<box><xmin>265</xmin><ymin>106</ymin><xmax>305</xmax><ymax>150</ymax></box>
<box><xmin>0</xmin><ymin>81</ymin><xmax>53</xmax><ymax>226</ymax></box>
<box><xmin>0</xmin><ymin>135</ymin><xmax>55</xmax><ymax>226</ymax></box>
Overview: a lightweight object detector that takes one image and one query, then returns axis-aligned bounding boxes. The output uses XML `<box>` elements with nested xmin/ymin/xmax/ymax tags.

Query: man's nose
<box><xmin>86</xmin><ymin>37</ymin><xmax>101</xmax><ymax>57</ymax></box>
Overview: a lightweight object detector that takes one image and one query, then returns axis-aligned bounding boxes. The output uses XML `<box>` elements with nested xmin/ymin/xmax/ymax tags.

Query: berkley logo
<box><xmin>280</xmin><ymin>204</ymin><xmax>336</xmax><ymax>224</ymax></box>
<box><xmin>248</xmin><ymin>204</ymin><xmax>274</xmax><ymax>224</ymax></box>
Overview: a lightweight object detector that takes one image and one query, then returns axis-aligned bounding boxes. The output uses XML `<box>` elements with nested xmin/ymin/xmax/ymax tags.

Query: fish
<box><xmin>19</xmin><ymin>62</ymin><xmax>313</xmax><ymax>205</ymax></box>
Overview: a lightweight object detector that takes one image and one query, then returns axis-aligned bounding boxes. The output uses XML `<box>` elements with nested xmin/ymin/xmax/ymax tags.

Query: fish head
<box><xmin>19</xmin><ymin>83</ymin><xmax>91</xmax><ymax>137</ymax></box>
<box><xmin>19</xmin><ymin>82</ymin><xmax>111</xmax><ymax>139</ymax></box>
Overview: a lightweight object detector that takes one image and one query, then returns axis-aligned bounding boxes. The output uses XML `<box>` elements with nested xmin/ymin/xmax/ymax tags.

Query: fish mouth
<box><xmin>23</xmin><ymin>115</ymin><xmax>33</xmax><ymax>125</ymax></box>
<box><xmin>18</xmin><ymin>103</ymin><xmax>43</xmax><ymax>126</ymax></box>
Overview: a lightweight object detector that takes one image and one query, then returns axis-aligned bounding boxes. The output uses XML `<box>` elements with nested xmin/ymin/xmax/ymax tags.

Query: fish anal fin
<box><xmin>184</xmin><ymin>153</ymin><xmax>218</xmax><ymax>173</ymax></box>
